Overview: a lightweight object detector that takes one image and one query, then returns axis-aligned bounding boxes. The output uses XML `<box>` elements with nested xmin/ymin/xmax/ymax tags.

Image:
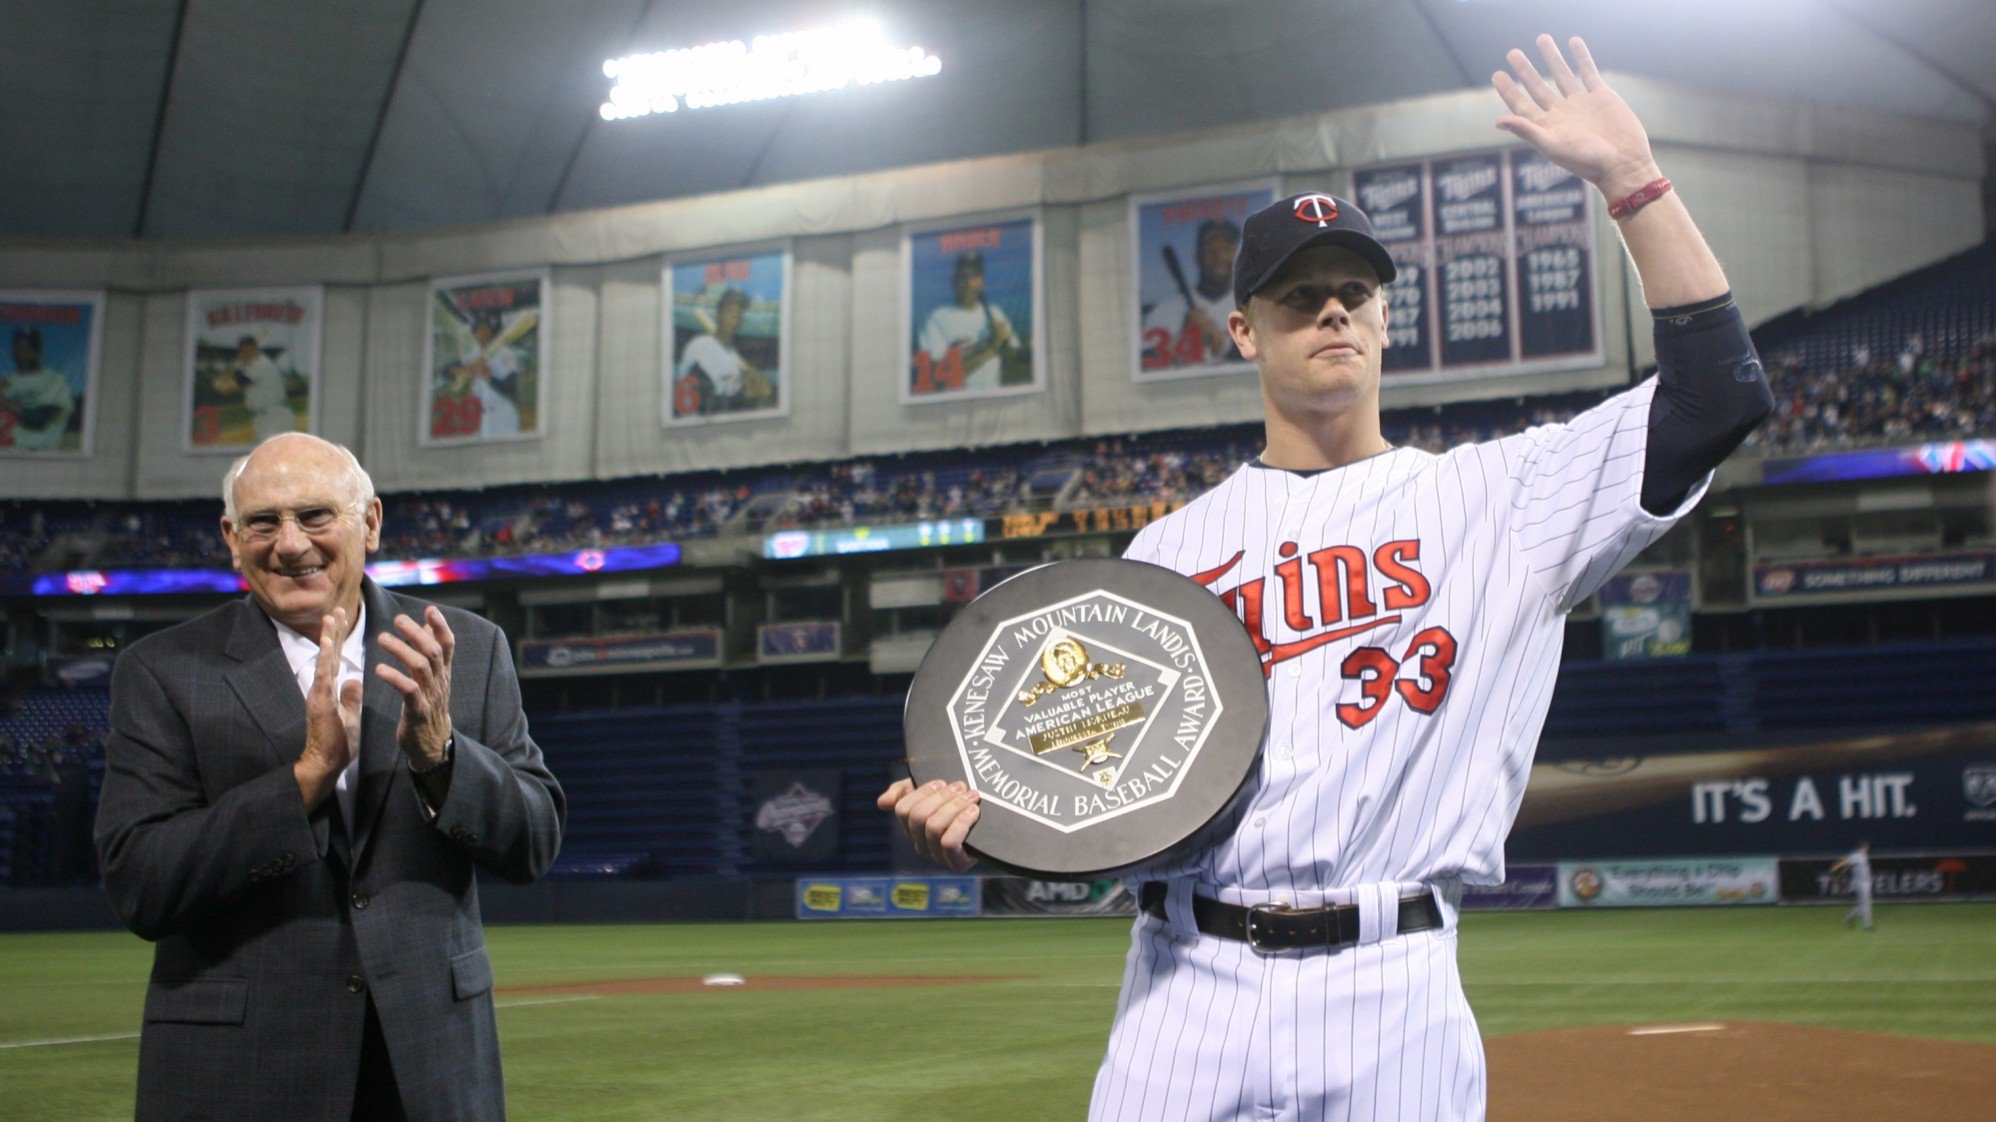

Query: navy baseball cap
<box><xmin>1232</xmin><ymin>192</ymin><xmax>1397</xmax><ymax>308</ymax></box>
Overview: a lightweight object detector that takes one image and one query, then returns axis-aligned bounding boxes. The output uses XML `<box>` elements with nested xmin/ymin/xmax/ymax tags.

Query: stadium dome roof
<box><xmin>3</xmin><ymin>0</ymin><xmax>1990</xmax><ymax>242</ymax></box>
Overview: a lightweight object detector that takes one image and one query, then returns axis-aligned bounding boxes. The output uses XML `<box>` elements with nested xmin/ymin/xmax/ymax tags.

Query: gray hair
<box><xmin>221</xmin><ymin>433</ymin><xmax>376</xmax><ymax>524</ymax></box>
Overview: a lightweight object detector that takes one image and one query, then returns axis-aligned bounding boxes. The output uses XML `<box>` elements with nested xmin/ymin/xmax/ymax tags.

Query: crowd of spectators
<box><xmin>773</xmin><ymin>460</ymin><xmax>1033</xmax><ymax>529</ymax></box>
<box><xmin>0</xmin><ymin>506</ymin><xmax>54</xmax><ymax>571</ymax></box>
<box><xmin>0</xmin><ymin>723</ymin><xmax>100</xmax><ymax>781</ymax></box>
<box><xmin>1749</xmin><ymin>333</ymin><xmax>1996</xmax><ymax>455</ymax></box>
<box><xmin>1069</xmin><ymin>439</ymin><xmax>1255</xmax><ymax>507</ymax></box>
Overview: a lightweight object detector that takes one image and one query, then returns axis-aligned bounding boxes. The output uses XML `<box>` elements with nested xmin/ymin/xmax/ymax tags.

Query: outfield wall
<box><xmin>8</xmin><ymin>851</ymin><xmax>1994</xmax><ymax>932</ymax></box>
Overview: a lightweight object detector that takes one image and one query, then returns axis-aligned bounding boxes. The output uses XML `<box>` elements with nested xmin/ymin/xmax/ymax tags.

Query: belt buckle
<box><xmin>1245</xmin><ymin>902</ymin><xmax>1288</xmax><ymax>952</ymax></box>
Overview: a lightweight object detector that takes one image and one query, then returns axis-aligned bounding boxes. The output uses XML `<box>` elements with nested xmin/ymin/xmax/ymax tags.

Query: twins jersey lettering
<box><xmin>1089</xmin><ymin>379</ymin><xmax>1706</xmax><ymax>1122</ymax></box>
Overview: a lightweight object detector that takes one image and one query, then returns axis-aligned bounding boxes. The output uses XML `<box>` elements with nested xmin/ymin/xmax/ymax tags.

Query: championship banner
<box><xmin>423</xmin><ymin>270</ymin><xmax>546</xmax><ymax>445</ymax></box>
<box><xmin>1558</xmin><ymin>857</ymin><xmax>1779</xmax><ymax>908</ymax></box>
<box><xmin>1433</xmin><ymin>152</ymin><xmax>1511</xmax><ymax>369</ymax></box>
<box><xmin>981</xmin><ymin>876</ymin><xmax>1137</xmax><ymax>917</ymax></box>
<box><xmin>1598</xmin><ymin>569</ymin><xmax>1692</xmax><ymax>659</ymax></box>
<box><xmin>1778</xmin><ymin>852</ymin><xmax>1996</xmax><ymax>903</ymax></box>
<box><xmin>1351</xmin><ymin>148</ymin><xmax>1601</xmax><ymax>383</ymax></box>
<box><xmin>903</xmin><ymin>214</ymin><xmax>1040</xmax><ymax>403</ymax></box>
<box><xmin>183</xmin><ymin>287</ymin><xmax>321</xmax><ymax>452</ymax></box>
<box><xmin>758</xmin><ymin>621</ymin><xmax>839</xmax><ymax>662</ymax></box>
<box><xmin>664</xmin><ymin>245</ymin><xmax>788</xmax><ymax>426</ymax></box>
<box><xmin>1460</xmin><ymin>864</ymin><xmax>1559</xmax><ymax>910</ymax></box>
<box><xmin>1351</xmin><ymin>165</ymin><xmax>1431</xmax><ymax>376</ymax></box>
<box><xmin>1753</xmin><ymin>551</ymin><xmax>1996</xmax><ymax>603</ymax></box>
<box><xmin>1511</xmin><ymin>721</ymin><xmax>1996</xmax><ymax>859</ymax></box>
<box><xmin>751</xmin><ymin>769</ymin><xmax>840</xmax><ymax>866</ymax></box>
<box><xmin>0</xmin><ymin>291</ymin><xmax>101</xmax><ymax>457</ymax></box>
<box><xmin>1510</xmin><ymin>151</ymin><xmax>1595</xmax><ymax>360</ymax></box>
<box><xmin>795</xmin><ymin>875</ymin><xmax>981</xmax><ymax>919</ymax></box>
<box><xmin>1128</xmin><ymin>182</ymin><xmax>1275</xmax><ymax>382</ymax></box>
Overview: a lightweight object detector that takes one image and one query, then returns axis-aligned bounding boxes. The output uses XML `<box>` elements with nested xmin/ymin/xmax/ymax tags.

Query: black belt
<box><xmin>1139</xmin><ymin>883</ymin><xmax>1442</xmax><ymax>952</ymax></box>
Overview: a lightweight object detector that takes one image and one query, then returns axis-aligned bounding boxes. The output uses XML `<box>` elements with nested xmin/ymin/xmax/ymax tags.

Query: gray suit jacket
<box><xmin>95</xmin><ymin>578</ymin><xmax>565</xmax><ymax>1121</ymax></box>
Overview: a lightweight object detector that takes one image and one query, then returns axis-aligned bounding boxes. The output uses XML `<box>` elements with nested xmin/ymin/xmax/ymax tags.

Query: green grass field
<box><xmin>2</xmin><ymin>904</ymin><xmax>1990</xmax><ymax>1120</ymax></box>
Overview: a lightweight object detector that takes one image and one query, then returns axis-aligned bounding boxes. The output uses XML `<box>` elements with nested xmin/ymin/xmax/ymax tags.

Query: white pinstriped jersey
<box><xmin>1087</xmin><ymin>378</ymin><xmax>1707</xmax><ymax>1122</ymax></box>
<box><xmin>1121</xmin><ymin>378</ymin><xmax>1702</xmax><ymax>896</ymax></box>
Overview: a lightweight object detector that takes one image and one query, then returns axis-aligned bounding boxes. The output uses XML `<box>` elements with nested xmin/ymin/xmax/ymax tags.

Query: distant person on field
<box><xmin>1829</xmin><ymin>839</ymin><xmax>1874</xmax><ymax>930</ymax></box>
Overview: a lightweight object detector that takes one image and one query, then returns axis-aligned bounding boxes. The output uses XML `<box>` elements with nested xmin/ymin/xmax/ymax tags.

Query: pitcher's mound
<box><xmin>1488</xmin><ymin>1021</ymin><xmax>1995</xmax><ymax>1122</ymax></box>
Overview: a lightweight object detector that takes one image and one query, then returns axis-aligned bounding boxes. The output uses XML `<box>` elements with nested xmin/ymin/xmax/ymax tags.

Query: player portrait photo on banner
<box><xmin>663</xmin><ymin>244</ymin><xmax>790</xmax><ymax>426</ymax></box>
<box><xmin>423</xmin><ymin>268</ymin><xmax>548</xmax><ymax>445</ymax></box>
<box><xmin>902</xmin><ymin>212</ymin><xmax>1041</xmax><ymax>404</ymax></box>
<box><xmin>0</xmin><ymin>290</ymin><xmax>102</xmax><ymax>457</ymax></box>
<box><xmin>1128</xmin><ymin>181</ymin><xmax>1275</xmax><ymax>381</ymax></box>
<box><xmin>182</xmin><ymin>287</ymin><xmax>321</xmax><ymax>453</ymax></box>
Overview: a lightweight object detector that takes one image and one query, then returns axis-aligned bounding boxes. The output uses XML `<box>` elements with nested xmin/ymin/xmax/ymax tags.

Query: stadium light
<box><xmin>600</xmin><ymin>18</ymin><xmax>942</xmax><ymax>120</ymax></box>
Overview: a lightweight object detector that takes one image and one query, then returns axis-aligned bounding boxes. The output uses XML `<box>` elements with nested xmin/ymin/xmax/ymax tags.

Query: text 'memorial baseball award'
<box><xmin>905</xmin><ymin>558</ymin><xmax>1267</xmax><ymax>878</ymax></box>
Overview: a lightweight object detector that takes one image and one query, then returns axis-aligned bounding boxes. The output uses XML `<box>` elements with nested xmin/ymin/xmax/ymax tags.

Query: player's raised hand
<box><xmin>1491</xmin><ymin>35</ymin><xmax>1659</xmax><ymax>200</ymax></box>
<box><xmin>877</xmin><ymin>778</ymin><xmax>980</xmax><ymax>871</ymax></box>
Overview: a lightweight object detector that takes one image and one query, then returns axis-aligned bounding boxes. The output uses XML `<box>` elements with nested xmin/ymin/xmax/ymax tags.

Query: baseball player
<box><xmin>675</xmin><ymin>288</ymin><xmax>774</xmax><ymax>416</ymax></box>
<box><xmin>1</xmin><ymin>326</ymin><xmax>77</xmax><ymax>451</ymax></box>
<box><xmin>1829</xmin><ymin>840</ymin><xmax>1874</xmax><ymax>929</ymax></box>
<box><xmin>454</xmin><ymin>314</ymin><xmax>523</xmax><ymax>438</ymax></box>
<box><xmin>915</xmin><ymin>251</ymin><xmax>1020</xmax><ymax>393</ymax></box>
<box><xmin>1141</xmin><ymin>218</ymin><xmax>1244</xmax><ymax>370</ymax></box>
<box><xmin>883</xmin><ymin>35</ymin><xmax>1773</xmax><ymax>1122</ymax></box>
<box><xmin>224</xmin><ymin>335</ymin><xmax>298</xmax><ymax>441</ymax></box>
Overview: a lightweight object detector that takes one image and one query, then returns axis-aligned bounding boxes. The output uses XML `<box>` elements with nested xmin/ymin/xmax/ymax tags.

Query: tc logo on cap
<box><xmin>1291</xmin><ymin>194</ymin><xmax>1339</xmax><ymax>226</ymax></box>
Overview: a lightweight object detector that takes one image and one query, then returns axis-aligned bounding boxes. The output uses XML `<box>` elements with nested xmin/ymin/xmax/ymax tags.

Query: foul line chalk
<box><xmin>1627</xmin><ymin>1023</ymin><xmax>1727</xmax><ymax>1036</ymax></box>
<box><xmin>0</xmin><ymin>1031</ymin><xmax>140</xmax><ymax>1050</ymax></box>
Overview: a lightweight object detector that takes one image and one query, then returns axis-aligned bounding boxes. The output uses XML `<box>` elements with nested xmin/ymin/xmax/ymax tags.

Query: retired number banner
<box><xmin>184</xmin><ymin>287</ymin><xmax>322</xmax><ymax>452</ymax></box>
<box><xmin>423</xmin><ymin>270</ymin><xmax>547</xmax><ymax>445</ymax></box>
<box><xmin>0</xmin><ymin>291</ymin><xmax>101</xmax><ymax>457</ymax></box>
<box><xmin>1352</xmin><ymin>147</ymin><xmax>1601</xmax><ymax>384</ymax></box>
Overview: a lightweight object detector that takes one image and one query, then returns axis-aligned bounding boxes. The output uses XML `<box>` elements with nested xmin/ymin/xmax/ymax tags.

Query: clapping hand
<box><xmin>377</xmin><ymin>605</ymin><xmax>455</xmax><ymax>772</ymax></box>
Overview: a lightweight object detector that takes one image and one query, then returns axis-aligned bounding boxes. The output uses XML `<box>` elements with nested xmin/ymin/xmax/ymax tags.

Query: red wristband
<box><xmin>1607</xmin><ymin>176</ymin><xmax>1672</xmax><ymax>220</ymax></box>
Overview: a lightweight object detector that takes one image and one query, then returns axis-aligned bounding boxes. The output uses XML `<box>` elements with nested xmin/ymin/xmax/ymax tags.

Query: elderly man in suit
<box><xmin>95</xmin><ymin>432</ymin><xmax>565</xmax><ymax>1121</ymax></box>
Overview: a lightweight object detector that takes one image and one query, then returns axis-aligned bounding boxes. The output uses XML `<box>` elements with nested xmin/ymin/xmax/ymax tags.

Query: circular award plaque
<box><xmin>903</xmin><ymin>557</ymin><xmax>1269</xmax><ymax>878</ymax></box>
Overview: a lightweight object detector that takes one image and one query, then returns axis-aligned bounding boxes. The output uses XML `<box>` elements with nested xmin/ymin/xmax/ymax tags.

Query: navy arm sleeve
<box><xmin>1641</xmin><ymin>292</ymin><xmax>1776</xmax><ymax>514</ymax></box>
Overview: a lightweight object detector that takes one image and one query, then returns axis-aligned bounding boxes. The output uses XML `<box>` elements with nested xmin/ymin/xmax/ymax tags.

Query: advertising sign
<box><xmin>981</xmin><ymin>877</ymin><xmax>1137</xmax><ymax>917</ymax></box>
<box><xmin>795</xmin><ymin>876</ymin><xmax>981</xmax><ymax>919</ymax></box>
<box><xmin>1558</xmin><ymin>857</ymin><xmax>1779</xmax><ymax>908</ymax></box>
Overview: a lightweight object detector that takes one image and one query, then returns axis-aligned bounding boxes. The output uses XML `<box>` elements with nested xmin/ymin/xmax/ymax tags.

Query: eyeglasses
<box><xmin>233</xmin><ymin>506</ymin><xmax>351</xmax><ymax>542</ymax></box>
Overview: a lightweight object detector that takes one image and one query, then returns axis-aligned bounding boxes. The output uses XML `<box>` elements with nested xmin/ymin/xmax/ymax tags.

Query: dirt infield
<box><xmin>1489</xmin><ymin>1021</ymin><xmax>1996</xmax><ymax>1122</ymax></box>
<box><xmin>502</xmin><ymin>973</ymin><xmax>1014</xmax><ymax>996</ymax></box>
